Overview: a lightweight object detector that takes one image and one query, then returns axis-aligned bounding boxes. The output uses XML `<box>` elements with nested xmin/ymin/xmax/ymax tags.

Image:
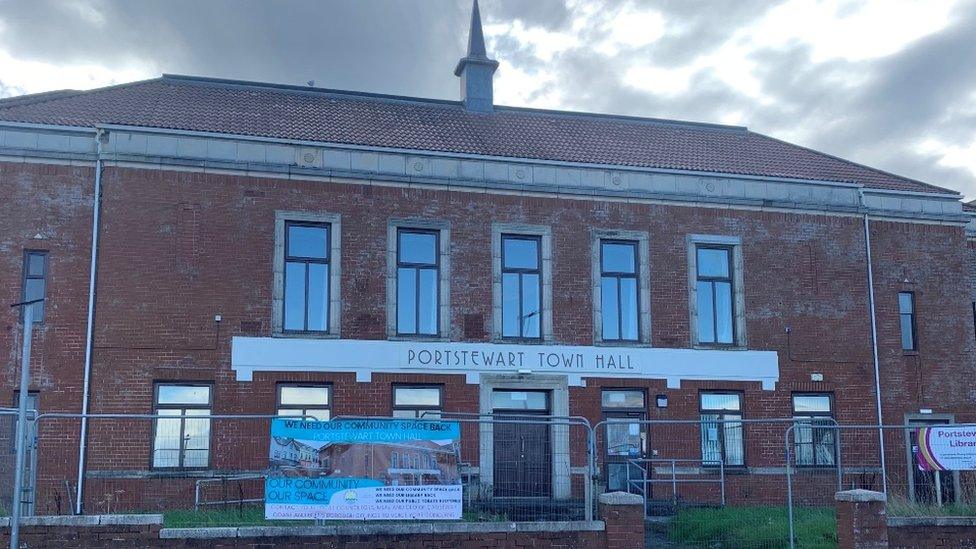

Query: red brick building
<box><xmin>1</xmin><ymin>2</ymin><xmax>974</xmax><ymax>516</ymax></box>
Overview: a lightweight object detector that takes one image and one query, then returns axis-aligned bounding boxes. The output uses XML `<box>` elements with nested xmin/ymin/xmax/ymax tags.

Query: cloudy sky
<box><xmin>1</xmin><ymin>0</ymin><xmax>975</xmax><ymax>196</ymax></box>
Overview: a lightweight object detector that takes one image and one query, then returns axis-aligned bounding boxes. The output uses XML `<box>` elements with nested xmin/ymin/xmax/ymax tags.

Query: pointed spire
<box><xmin>467</xmin><ymin>0</ymin><xmax>488</xmax><ymax>58</ymax></box>
<box><xmin>455</xmin><ymin>0</ymin><xmax>498</xmax><ymax>113</ymax></box>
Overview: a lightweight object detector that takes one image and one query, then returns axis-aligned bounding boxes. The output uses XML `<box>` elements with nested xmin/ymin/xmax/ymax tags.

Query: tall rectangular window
<box><xmin>277</xmin><ymin>384</ymin><xmax>331</xmax><ymax>420</ymax></box>
<box><xmin>397</xmin><ymin>229</ymin><xmax>439</xmax><ymax>336</ymax></box>
<box><xmin>600</xmin><ymin>240</ymin><xmax>639</xmax><ymax>341</ymax></box>
<box><xmin>696</xmin><ymin>246</ymin><xmax>734</xmax><ymax>345</ymax></box>
<box><xmin>393</xmin><ymin>385</ymin><xmax>443</xmax><ymax>419</ymax></box>
<box><xmin>899</xmin><ymin>292</ymin><xmax>917</xmax><ymax>351</ymax></box>
<box><xmin>153</xmin><ymin>384</ymin><xmax>211</xmax><ymax>469</ymax></box>
<box><xmin>502</xmin><ymin>235</ymin><xmax>541</xmax><ymax>339</ymax></box>
<box><xmin>700</xmin><ymin>392</ymin><xmax>743</xmax><ymax>466</ymax></box>
<box><xmin>21</xmin><ymin>251</ymin><xmax>47</xmax><ymax>323</ymax></box>
<box><xmin>283</xmin><ymin>222</ymin><xmax>330</xmax><ymax>333</ymax></box>
<box><xmin>792</xmin><ymin>394</ymin><xmax>835</xmax><ymax>467</ymax></box>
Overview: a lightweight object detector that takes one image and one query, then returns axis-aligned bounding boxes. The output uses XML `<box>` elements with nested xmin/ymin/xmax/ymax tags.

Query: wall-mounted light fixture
<box><xmin>656</xmin><ymin>394</ymin><xmax>668</xmax><ymax>409</ymax></box>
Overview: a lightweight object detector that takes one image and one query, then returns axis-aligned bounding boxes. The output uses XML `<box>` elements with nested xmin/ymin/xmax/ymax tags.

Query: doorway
<box><xmin>602</xmin><ymin>389</ymin><xmax>647</xmax><ymax>495</ymax></box>
<box><xmin>907</xmin><ymin>417</ymin><xmax>958</xmax><ymax>505</ymax></box>
<box><xmin>491</xmin><ymin>389</ymin><xmax>552</xmax><ymax>498</ymax></box>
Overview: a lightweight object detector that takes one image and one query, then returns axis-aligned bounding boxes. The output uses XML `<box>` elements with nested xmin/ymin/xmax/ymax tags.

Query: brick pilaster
<box><xmin>836</xmin><ymin>489</ymin><xmax>887</xmax><ymax>548</ymax></box>
<box><xmin>598</xmin><ymin>491</ymin><xmax>644</xmax><ymax>549</ymax></box>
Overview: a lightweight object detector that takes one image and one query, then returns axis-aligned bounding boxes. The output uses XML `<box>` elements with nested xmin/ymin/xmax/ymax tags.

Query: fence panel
<box><xmin>0</xmin><ymin>411</ymin><xmax>18</xmax><ymax>518</ymax></box>
<box><xmin>21</xmin><ymin>413</ymin><xmax>592</xmax><ymax>527</ymax></box>
<box><xmin>596</xmin><ymin>418</ymin><xmax>817</xmax><ymax>548</ymax></box>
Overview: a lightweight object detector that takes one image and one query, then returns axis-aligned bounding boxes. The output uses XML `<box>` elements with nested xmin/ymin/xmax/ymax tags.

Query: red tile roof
<box><xmin>0</xmin><ymin>75</ymin><xmax>953</xmax><ymax>195</ymax></box>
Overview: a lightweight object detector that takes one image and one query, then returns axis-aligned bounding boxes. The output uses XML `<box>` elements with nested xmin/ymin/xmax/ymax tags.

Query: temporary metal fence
<box><xmin>786</xmin><ymin>422</ymin><xmax>976</xmax><ymax>548</ymax></box>
<box><xmin>8</xmin><ymin>412</ymin><xmax>593</xmax><ymax>531</ymax></box>
<box><xmin>0</xmin><ymin>411</ymin><xmax>19</xmax><ymax>519</ymax></box>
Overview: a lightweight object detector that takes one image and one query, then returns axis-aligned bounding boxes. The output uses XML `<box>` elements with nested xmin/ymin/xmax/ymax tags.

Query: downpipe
<box><xmin>860</xmin><ymin>189</ymin><xmax>888</xmax><ymax>497</ymax></box>
<box><xmin>75</xmin><ymin>129</ymin><xmax>106</xmax><ymax>514</ymax></box>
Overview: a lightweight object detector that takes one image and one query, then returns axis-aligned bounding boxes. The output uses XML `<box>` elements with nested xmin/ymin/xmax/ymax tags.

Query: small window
<box><xmin>601</xmin><ymin>390</ymin><xmax>646</xmax><ymax>409</ymax></box>
<box><xmin>699</xmin><ymin>392</ymin><xmax>743</xmax><ymax>466</ymax></box>
<box><xmin>491</xmin><ymin>390</ymin><xmax>549</xmax><ymax>412</ymax></box>
<box><xmin>153</xmin><ymin>384</ymin><xmax>212</xmax><ymax>469</ymax></box>
<box><xmin>283</xmin><ymin>222</ymin><xmax>331</xmax><ymax>333</ymax></box>
<box><xmin>600</xmin><ymin>240</ymin><xmax>639</xmax><ymax>341</ymax></box>
<box><xmin>792</xmin><ymin>394</ymin><xmax>835</xmax><ymax>467</ymax></box>
<box><xmin>21</xmin><ymin>251</ymin><xmax>47</xmax><ymax>323</ymax></box>
<box><xmin>696</xmin><ymin>246</ymin><xmax>734</xmax><ymax>345</ymax></box>
<box><xmin>277</xmin><ymin>384</ymin><xmax>331</xmax><ymax>420</ymax></box>
<box><xmin>899</xmin><ymin>292</ymin><xmax>917</xmax><ymax>351</ymax></box>
<box><xmin>397</xmin><ymin>229</ymin><xmax>439</xmax><ymax>336</ymax></box>
<box><xmin>393</xmin><ymin>385</ymin><xmax>442</xmax><ymax>419</ymax></box>
<box><xmin>501</xmin><ymin>235</ymin><xmax>542</xmax><ymax>339</ymax></box>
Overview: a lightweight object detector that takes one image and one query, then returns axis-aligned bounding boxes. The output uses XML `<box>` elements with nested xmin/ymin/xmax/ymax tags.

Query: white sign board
<box><xmin>232</xmin><ymin>337</ymin><xmax>779</xmax><ymax>389</ymax></box>
<box><xmin>916</xmin><ymin>426</ymin><xmax>976</xmax><ymax>471</ymax></box>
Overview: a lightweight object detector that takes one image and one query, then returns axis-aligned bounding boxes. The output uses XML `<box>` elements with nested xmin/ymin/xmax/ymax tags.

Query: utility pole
<box><xmin>10</xmin><ymin>297</ymin><xmax>42</xmax><ymax>549</ymax></box>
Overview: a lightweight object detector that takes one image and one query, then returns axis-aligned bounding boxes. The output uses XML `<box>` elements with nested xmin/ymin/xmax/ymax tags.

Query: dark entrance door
<box><xmin>492</xmin><ymin>390</ymin><xmax>551</xmax><ymax>498</ymax></box>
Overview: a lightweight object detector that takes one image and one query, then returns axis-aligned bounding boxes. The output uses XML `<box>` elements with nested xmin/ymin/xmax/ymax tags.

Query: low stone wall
<box><xmin>888</xmin><ymin>516</ymin><xmax>976</xmax><ymax>548</ymax></box>
<box><xmin>0</xmin><ymin>492</ymin><xmax>644</xmax><ymax>548</ymax></box>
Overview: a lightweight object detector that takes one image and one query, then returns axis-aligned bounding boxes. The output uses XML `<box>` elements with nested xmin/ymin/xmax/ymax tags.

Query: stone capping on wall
<box><xmin>159</xmin><ymin>520</ymin><xmax>605</xmax><ymax>539</ymax></box>
<box><xmin>0</xmin><ymin>121</ymin><xmax>967</xmax><ymax>224</ymax></box>
<box><xmin>888</xmin><ymin>516</ymin><xmax>976</xmax><ymax>528</ymax></box>
<box><xmin>0</xmin><ymin>514</ymin><xmax>163</xmax><ymax>527</ymax></box>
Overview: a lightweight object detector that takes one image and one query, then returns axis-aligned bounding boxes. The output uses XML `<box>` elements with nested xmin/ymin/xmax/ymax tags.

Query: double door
<box><xmin>492</xmin><ymin>390</ymin><xmax>552</xmax><ymax>498</ymax></box>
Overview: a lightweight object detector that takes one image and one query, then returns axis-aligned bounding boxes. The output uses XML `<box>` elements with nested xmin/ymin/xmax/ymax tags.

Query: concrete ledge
<box><xmin>0</xmin><ymin>514</ymin><xmax>162</xmax><ymax>528</ymax></box>
<box><xmin>599</xmin><ymin>491</ymin><xmax>644</xmax><ymax>505</ymax></box>
<box><xmin>835</xmin><ymin>489</ymin><xmax>885</xmax><ymax>502</ymax></box>
<box><xmin>889</xmin><ymin>516</ymin><xmax>976</xmax><ymax>528</ymax></box>
<box><xmin>160</xmin><ymin>520</ymin><xmax>604</xmax><ymax>539</ymax></box>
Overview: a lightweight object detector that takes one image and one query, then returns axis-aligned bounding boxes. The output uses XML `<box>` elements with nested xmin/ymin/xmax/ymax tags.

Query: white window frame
<box><xmin>273</xmin><ymin>211</ymin><xmax>342</xmax><ymax>337</ymax></box>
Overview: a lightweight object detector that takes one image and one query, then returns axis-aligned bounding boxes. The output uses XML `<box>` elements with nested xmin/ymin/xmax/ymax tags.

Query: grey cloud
<box><xmin>0</xmin><ymin>0</ymin><xmax>974</xmax><ymax>195</ymax></box>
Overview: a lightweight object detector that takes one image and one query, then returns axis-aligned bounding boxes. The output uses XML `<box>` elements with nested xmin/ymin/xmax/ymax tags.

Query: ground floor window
<box><xmin>277</xmin><ymin>384</ymin><xmax>331</xmax><ymax>420</ymax></box>
<box><xmin>392</xmin><ymin>385</ymin><xmax>442</xmax><ymax>418</ymax></box>
<box><xmin>700</xmin><ymin>392</ymin><xmax>744</xmax><ymax>466</ymax></box>
<box><xmin>153</xmin><ymin>384</ymin><xmax>211</xmax><ymax>469</ymax></box>
<box><xmin>792</xmin><ymin>393</ymin><xmax>835</xmax><ymax>466</ymax></box>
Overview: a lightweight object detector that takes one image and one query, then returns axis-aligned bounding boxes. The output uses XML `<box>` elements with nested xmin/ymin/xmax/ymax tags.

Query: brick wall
<box><xmin>889</xmin><ymin>517</ymin><xmax>976</xmax><ymax>548</ymax></box>
<box><xmin>2</xmin><ymin>160</ymin><xmax>975</xmax><ymax>511</ymax></box>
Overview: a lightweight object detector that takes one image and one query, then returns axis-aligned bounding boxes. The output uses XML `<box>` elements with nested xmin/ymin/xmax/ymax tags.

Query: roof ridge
<box><xmin>746</xmin><ymin>129</ymin><xmax>958</xmax><ymax>195</ymax></box>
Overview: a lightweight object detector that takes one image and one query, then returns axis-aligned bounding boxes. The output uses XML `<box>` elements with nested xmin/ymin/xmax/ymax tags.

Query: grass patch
<box><xmin>887</xmin><ymin>499</ymin><xmax>976</xmax><ymax>518</ymax></box>
<box><xmin>669</xmin><ymin>506</ymin><xmax>837</xmax><ymax>548</ymax></box>
<box><xmin>162</xmin><ymin>506</ymin><xmax>506</xmax><ymax>528</ymax></box>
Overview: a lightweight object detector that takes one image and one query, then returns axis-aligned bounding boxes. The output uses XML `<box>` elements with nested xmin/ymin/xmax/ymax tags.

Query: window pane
<box><xmin>697</xmin><ymin>247</ymin><xmax>730</xmax><ymax>278</ymax></box>
<box><xmin>714</xmin><ymin>281</ymin><xmax>733</xmax><ymax>344</ymax></box>
<box><xmin>502</xmin><ymin>272</ymin><xmax>520</xmax><ymax>337</ymax></box>
<box><xmin>521</xmin><ymin>273</ymin><xmax>540</xmax><ymax>338</ymax></box>
<box><xmin>602</xmin><ymin>390</ymin><xmax>645</xmax><ymax>409</ymax></box>
<box><xmin>601</xmin><ymin>276</ymin><xmax>620</xmax><ymax>340</ymax></box>
<box><xmin>287</xmin><ymin>225</ymin><xmax>328</xmax><ymax>259</ymax></box>
<box><xmin>723</xmin><ymin>417</ymin><xmax>744</xmax><ymax>465</ymax></box>
<box><xmin>696</xmin><ymin>281</ymin><xmax>715</xmax><ymax>343</ymax></box>
<box><xmin>492</xmin><ymin>390</ymin><xmax>548</xmax><ymax>411</ymax></box>
<box><xmin>24</xmin><ymin>278</ymin><xmax>45</xmax><ymax>321</ymax></box>
<box><xmin>27</xmin><ymin>253</ymin><xmax>45</xmax><ymax>276</ymax></box>
<box><xmin>602</xmin><ymin>242</ymin><xmax>636</xmax><ymax>273</ymax></box>
<box><xmin>153</xmin><ymin>415</ymin><xmax>182</xmax><ymax>468</ymax></box>
<box><xmin>898</xmin><ymin>292</ymin><xmax>914</xmax><ymax>314</ymax></box>
<box><xmin>701</xmin><ymin>393</ymin><xmax>740</xmax><ymax>411</ymax></box>
<box><xmin>607</xmin><ymin>420</ymin><xmax>641</xmax><ymax>456</ymax></box>
<box><xmin>157</xmin><ymin>385</ymin><xmax>210</xmax><ymax>405</ymax></box>
<box><xmin>620</xmin><ymin>277</ymin><xmax>638</xmax><ymax>340</ymax></box>
<box><xmin>700</xmin><ymin>414</ymin><xmax>722</xmax><ymax>465</ymax></box>
<box><xmin>284</xmin><ymin>262</ymin><xmax>306</xmax><ymax>330</ymax></box>
<box><xmin>793</xmin><ymin>395</ymin><xmax>831</xmax><ymax>414</ymax></box>
<box><xmin>418</xmin><ymin>268</ymin><xmax>438</xmax><ymax>335</ymax></box>
<box><xmin>399</xmin><ymin>232</ymin><xmax>437</xmax><ymax>264</ymax></box>
<box><xmin>394</xmin><ymin>387</ymin><xmax>441</xmax><ymax>407</ymax></box>
<box><xmin>307</xmin><ymin>263</ymin><xmax>329</xmax><ymax>331</ymax></box>
<box><xmin>901</xmin><ymin>314</ymin><xmax>915</xmax><ymax>350</ymax></box>
<box><xmin>279</xmin><ymin>386</ymin><xmax>329</xmax><ymax>406</ymax></box>
<box><xmin>503</xmin><ymin>237</ymin><xmax>539</xmax><ymax>270</ymax></box>
<box><xmin>397</xmin><ymin>267</ymin><xmax>417</xmax><ymax>333</ymax></box>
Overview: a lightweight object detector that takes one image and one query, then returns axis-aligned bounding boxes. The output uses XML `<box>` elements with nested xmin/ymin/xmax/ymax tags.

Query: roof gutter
<box><xmin>859</xmin><ymin>188</ymin><xmax>888</xmax><ymax>497</ymax></box>
<box><xmin>75</xmin><ymin>128</ymin><xmax>106</xmax><ymax>514</ymax></box>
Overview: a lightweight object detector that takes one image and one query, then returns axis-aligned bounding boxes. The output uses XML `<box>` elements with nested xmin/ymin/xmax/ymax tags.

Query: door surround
<box><xmin>478</xmin><ymin>374</ymin><xmax>571</xmax><ymax>499</ymax></box>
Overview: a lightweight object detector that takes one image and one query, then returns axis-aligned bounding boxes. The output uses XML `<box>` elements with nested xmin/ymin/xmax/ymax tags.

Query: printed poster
<box><xmin>915</xmin><ymin>425</ymin><xmax>976</xmax><ymax>471</ymax></box>
<box><xmin>266</xmin><ymin>418</ymin><xmax>462</xmax><ymax>520</ymax></box>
